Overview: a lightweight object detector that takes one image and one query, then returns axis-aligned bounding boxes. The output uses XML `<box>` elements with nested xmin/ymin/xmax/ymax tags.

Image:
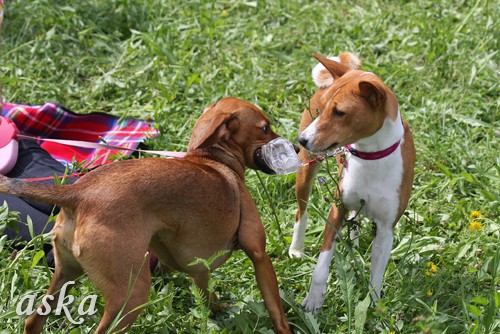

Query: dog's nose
<box><xmin>297</xmin><ymin>135</ymin><xmax>308</xmax><ymax>148</ymax></box>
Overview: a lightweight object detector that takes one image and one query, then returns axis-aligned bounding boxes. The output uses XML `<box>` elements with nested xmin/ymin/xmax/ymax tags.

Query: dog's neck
<box><xmin>193</xmin><ymin>145</ymin><xmax>246</xmax><ymax>180</ymax></box>
<box><xmin>350</xmin><ymin>110</ymin><xmax>404</xmax><ymax>153</ymax></box>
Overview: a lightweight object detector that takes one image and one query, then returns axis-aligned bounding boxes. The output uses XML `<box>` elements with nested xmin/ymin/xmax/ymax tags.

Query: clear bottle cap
<box><xmin>261</xmin><ymin>137</ymin><xmax>301</xmax><ymax>174</ymax></box>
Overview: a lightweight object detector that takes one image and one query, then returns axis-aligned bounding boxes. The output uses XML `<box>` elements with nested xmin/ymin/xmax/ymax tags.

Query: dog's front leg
<box><xmin>290</xmin><ymin>108</ymin><xmax>321</xmax><ymax>259</ymax></box>
<box><xmin>369</xmin><ymin>224</ymin><xmax>394</xmax><ymax>302</ymax></box>
<box><xmin>302</xmin><ymin>203</ymin><xmax>343</xmax><ymax>313</ymax></box>
<box><xmin>290</xmin><ymin>155</ymin><xmax>320</xmax><ymax>258</ymax></box>
<box><xmin>238</xmin><ymin>190</ymin><xmax>291</xmax><ymax>334</ymax></box>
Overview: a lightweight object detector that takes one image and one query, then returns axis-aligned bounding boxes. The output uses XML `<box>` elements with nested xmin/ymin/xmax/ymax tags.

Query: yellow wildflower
<box><xmin>221</xmin><ymin>9</ymin><xmax>228</xmax><ymax>17</ymax></box>
<box><xmin>469</xmin><ymin>220</ymin><xmax>483</xmax><ymax>231</ymax></box>
<box><xmin>425</xmin><ymin>261</ymin><xmax>437</xmax><ymax>276</ymax></box>
<box><xmin>427</xmin><ymin>290</ymin><xmax>433</xmax><ymax>297</ymax></box>
<box><xmin>469</xmin><ymin>211</ymin><xmax>483</xmax><ymax>219</ymax></box>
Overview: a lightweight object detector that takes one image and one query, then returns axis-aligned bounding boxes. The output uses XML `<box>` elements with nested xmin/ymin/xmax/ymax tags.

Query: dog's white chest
<box><xmin>341</xmin><ymin>149</ymin><xmax>403</xmax><ymax>225</ymax></box>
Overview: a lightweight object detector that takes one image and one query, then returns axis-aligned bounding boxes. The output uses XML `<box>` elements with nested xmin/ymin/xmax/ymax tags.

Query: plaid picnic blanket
<box><xmin>2</xmin><ymin>102</ymin><xmax>159</xmax><ymax>168</ymax></box>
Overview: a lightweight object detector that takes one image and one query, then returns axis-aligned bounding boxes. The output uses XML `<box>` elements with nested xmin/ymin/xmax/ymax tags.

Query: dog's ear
<box><xmin>358</xmin><ymin>79</ymin><xmax>399</xmax><ymax>120</ymax></box>
<box><xmin>312</xmin><ymin>61</ymin><xmax>335</xmax><ymax>88</ymax></box>
<box><xmin>188</xmin><ymin>112</ymin><xmax>237</xmax><ymax>151</ymax></box>
<box><xmin>311</xmin><ymin>53</ymin><xmax>353</xmax><ymax>88</ymax></box>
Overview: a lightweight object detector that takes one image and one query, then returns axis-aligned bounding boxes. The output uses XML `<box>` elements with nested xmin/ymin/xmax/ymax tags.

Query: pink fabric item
<box><xmin>0</xmin><ymin>117</ymin><xmax>20</xmax><ymax>174</ymax></box>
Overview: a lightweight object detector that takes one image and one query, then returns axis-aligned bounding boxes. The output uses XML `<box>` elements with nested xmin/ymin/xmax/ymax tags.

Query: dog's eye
<box><xmin>262</xmin><ymin>125</ymin><xmax>270</xmax><ymax>134</ymax></box>
<box><xmin>333</xmin><ymin>108</ymin><xmax>345</xmax><ymax>117</ymax></box>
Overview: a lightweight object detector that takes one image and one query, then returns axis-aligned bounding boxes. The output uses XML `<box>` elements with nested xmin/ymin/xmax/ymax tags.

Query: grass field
<box><xmin>0</xmin><ymin>0</ymin><xmax>498</xmax><ymax>333</ymax></box>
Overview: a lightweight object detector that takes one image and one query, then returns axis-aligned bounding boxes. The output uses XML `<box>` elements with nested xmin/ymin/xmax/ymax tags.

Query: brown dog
<box><xmin>0</xmin><ymin>98</ymin><xmax>291</xmax><ymax>333</ymax></box>
<box><xmin>290</xmin><ymin>53</ymin><xmax>415</xmax><ymax>311</ymax></box>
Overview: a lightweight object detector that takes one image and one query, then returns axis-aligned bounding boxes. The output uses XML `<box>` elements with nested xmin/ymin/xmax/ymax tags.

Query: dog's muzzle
<box><xmin>254</xmin><ymin>147</ymin><xmax>276</xmax><ymax>174</ymax></box>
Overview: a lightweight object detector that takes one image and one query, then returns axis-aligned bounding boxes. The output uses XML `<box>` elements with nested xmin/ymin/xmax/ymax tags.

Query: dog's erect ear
<box><xmin>311</xmin><ymin>52</ymin><xmax>359</xmax><ymax>88</ymax></box>
<box><xmin>312</xmin><ymin>60</ymin><xmax>335</xmax><ymax>88</ymax></box>
<box><xmin>311</xmin><ymin>53</ymin><xmax>353</xmax><ymax>88</ymax></box>
<box><xmin>358</xmin><ymin>79</ymin><xmax>399</xmax><ymax>120</ymax></box>
<box><xmin>188</xmin><ymin>112</ymin><xmax>237</xmax><ymax>151</ymax></box>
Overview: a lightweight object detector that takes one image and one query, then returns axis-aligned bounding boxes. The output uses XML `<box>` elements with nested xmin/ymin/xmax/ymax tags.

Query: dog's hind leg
<box><xmin>93</xmin><ymin>272</ymin><xmax>151</xmax><ymax>334</ymax></box>
<box><xmin>90</xmin><ymin>253</ymin><xmax>151</xmax><ymax>334</ymax></box>
<box><xmin>369</xmin><ymin>223</ymin><xmax>394</xmax><ymax>302</ymax></box>
<box><xmin>290</xmin><ymin>159</ymin><xmax>320</xmax><ymax>258</ymax></box>
<box><xmin>302</xmin><ymin>203</ymin><xmax>343</xmax><ymax>313</ymax></box>
<box><xmin>24</xmin><ymin>258</ymin><xmax>83</xmax><ymax>334</ymax></box>
<box><xmin>24</xmin><ymin>212</ymin><xmax>84</xmax><ymax>334</ymax></box>
<box><xmin>74</xmin><ymin>224</ymin><xmax>152</xmax><ymax>334</ymax></box>
<box><xmin>190</xmin><ymin>269</ymin><xmax>229</xmax><ymax>313</ymax></box>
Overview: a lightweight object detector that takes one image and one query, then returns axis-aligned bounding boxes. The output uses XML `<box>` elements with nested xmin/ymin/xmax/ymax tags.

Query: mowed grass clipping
<box><xmin>1</xmin><ymin>0</ymin><xmax>498</xmax><ymax>333</ymax></box>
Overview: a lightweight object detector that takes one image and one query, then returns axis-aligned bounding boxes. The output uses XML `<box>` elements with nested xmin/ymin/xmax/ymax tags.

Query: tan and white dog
<box><xmin>290</xmin><ymin>52</ymin><xmax>415</xmax><ymax>311</ymax></box>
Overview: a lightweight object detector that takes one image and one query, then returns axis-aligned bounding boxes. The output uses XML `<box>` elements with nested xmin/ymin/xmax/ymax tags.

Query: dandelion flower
<box><xmin>469</xmin><ymin>220</ymin><xmax>483</xmax><ymax>231</ymax></box>
<box><xmin>427</xmin><ymin>290</ymin><xmax>433</xmax><ymax>297</ymax></box>
<box><xmin>425</xmin><ymin>261</ymin><xmax>437</xmax><ymax>276</ymax></box>
<box><xmin>469</xmin><ymin>211</ymin><xmax>483</xmax><ymax>219</ymax></box>
<box><xmin>221</xmin><ymin>9</ymin><xmax>228</xmax><ymax>17</ymax></box>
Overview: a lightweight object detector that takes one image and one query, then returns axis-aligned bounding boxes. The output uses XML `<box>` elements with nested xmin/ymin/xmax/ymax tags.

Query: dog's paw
<box><xmin>301</xmin><ymin>290</ymin><xmax>325</xmax><ymax>314</ymax></box>
<box><xmin>288</xmin><ymin>248</ymin><xmax>304</xmax><ymax>259</ymax></box>
<box><xmin>210</xmin><ymin>301</ymin><xmax>230</xmax><ymax>314</ymax></box>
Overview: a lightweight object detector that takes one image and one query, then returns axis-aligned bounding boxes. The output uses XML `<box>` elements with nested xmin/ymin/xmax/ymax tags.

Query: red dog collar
<box><xmin>346</xmin><ymin>139</ymin><xmax>401</xmax><ymax>160</ymax></box>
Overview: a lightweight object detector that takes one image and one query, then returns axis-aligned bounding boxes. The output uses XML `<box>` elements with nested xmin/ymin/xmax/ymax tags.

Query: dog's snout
<box><xmin>297</xmin><ymin>135</ymin><xmax>309</xmax><ymax>148</ymax></box>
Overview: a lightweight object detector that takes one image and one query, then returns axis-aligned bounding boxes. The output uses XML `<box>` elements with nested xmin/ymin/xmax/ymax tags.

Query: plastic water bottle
<box><xmin>260</xmin><ymin>137</ymin><xmax>301</xmax><ymax>175</ymax></box>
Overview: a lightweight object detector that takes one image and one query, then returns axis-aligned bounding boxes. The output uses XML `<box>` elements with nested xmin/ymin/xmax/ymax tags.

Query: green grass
<box><xmin>1</xmin><ymin>0</ymin><xmax>498</xmax><ymax>333</ymax></box>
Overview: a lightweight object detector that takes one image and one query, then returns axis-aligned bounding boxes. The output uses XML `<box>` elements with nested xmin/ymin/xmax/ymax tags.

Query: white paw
<box><xmin>301</xmin><ymin>289</ymin><xmax>325</xmax><ymax>313</ymax></box>
<box><xmin>288</xmin><ymin>248</ymin><xmax>304</xmax><ymax>259</ymax></box>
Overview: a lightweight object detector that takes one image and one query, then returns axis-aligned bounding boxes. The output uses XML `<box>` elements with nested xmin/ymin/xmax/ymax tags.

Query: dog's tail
<box><xmin>0</xmin><ymin>174</ymin><xmax>77</xmax><ymax>208</ymax></box>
